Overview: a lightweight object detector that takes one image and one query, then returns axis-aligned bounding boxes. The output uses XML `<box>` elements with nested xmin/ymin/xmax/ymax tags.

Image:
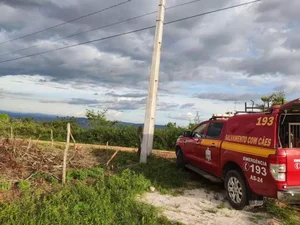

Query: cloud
<box><xmin>168</xmin><ymin>112</ymin><xmax>194</xmax><ymax>121</ymax></box>
<box><xmin>180</xmin><ymin>103</ymin><xmax>195</xmax><ymax>109</ymax></box>
<box><xmin>104</xmin><ymin>98</ymin><xmax>147</xmax><ymax>111</ymax></box>
<box><xmin>193</xmin><ymin>93</ymin><xmax>261</xmax><ymax>102</ymax></box>
<box><xmin>0</xmin><ymin>88</ymin><xmax>34</xmax><ymax>97</ymax></box>
<box><xmin>0</xmin><ymin>0</ymin><xmax>274</xmax><ymax>87</ymax></box>
<box><xmin>157</xmin><ymin>102</ymin><xmax>179</xmax><ymax>111</ymax></box>
<box><xmin>0</xmin><ymin>0</ymin><xmax>299</xmax><ymax>125</ymax></box>
<box><xmin>40</xmin><ymin>98</ymin><xmax>101</xmax><ymax>105</ymax></box>
<box><xmin>40</xmin><ymin>97</ymin><xmax>147</xmax><ymax>111</ymax></box>
<box><xmin>68</xmin><ymin>98</ymin><xmax>100</xmax><ymax>105</ymax></box>
<box><xmin>105</xmin><ymin>91</ymin><xmax>147</xmax><ymax>98</ymax></box>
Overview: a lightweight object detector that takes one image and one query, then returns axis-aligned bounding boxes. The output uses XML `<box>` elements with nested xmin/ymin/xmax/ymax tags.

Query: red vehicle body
<box><xmin>175</xmin><ymin>99</ymin><xmax>300</xmax><ymax>209</ymax></box>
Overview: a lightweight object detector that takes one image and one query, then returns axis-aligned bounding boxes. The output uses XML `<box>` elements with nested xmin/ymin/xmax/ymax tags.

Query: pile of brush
<box><xmin>0</xmin><ymin>138</ymin><xmax>95</xmax><ymax>182</ymax></box>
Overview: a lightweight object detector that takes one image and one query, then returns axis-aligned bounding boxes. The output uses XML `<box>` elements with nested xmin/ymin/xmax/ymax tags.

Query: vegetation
<box><xmin>0</xmin><ymin>169</ymin><xmax>182</xmax><ymax>225</ymax></box>
<box><xmin>264</xmin><ymin>198</ymin><xmax>299</xmax><ymax>225</ymax></box>
<box><xmin>0</xmin><ymin>152</ymin><xmax>192</xmax><ymax>225</ymax></box>
<box><xmin>0</xmin><ymin>110</ymin><xmax>188</xmax><ymax>151</ymax></box>
<box><xmin>17</xmin><ymin>180</ymin><xmax>31</xmax><ymax>191</ymax></box>
<box><xmin>257</xmin><ymin>91</ymin><xmax>287</xmax><ymax>110</ymax></box>
<box><xmin>0</xmin><ymin>145</ymin><xmax>298</xmax><ymax>225</ymax></box>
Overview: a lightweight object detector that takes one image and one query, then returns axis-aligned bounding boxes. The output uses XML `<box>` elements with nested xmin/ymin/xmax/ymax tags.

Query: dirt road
<box><xmin>141</xmin><ymin>189</ymin><xmax>277</xmax><ymax>225</ymax></box>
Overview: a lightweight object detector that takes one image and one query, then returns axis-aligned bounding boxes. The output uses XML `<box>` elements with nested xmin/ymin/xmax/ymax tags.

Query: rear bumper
<box><xmin>277</xmin><ymin>190</ymin><xmax>300</xmax><ymax>204</ymax></box>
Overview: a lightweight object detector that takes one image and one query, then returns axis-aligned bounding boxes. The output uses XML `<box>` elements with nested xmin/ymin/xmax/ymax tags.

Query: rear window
<box><xmin>207</xmin><ymin>122</ymin><xmax>223</xmax><ymax>139</ymax></box>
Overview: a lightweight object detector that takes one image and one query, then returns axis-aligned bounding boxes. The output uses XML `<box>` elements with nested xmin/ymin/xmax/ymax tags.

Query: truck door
<box><xmin>196</xmin><ymin>121</ymin><xmax>224</xmax><ymax>176</ymax></box>
<box><xmin>186</xmin><ymin>122</ymin><xmax>209</xmax><ymax>165</ymax></box>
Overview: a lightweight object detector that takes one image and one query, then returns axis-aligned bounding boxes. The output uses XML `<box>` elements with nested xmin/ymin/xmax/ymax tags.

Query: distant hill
<box><xmin>0</xmin><ymin>110</ymin><xmax>166</xmax><ymax>129</ymax></box>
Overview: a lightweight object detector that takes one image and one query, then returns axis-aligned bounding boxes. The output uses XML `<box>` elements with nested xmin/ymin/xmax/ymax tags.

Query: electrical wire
<box><xmin>0</xmin><ymin>0</ymin><xmax>205</xmax><ymax>57</ymax></box>
<box><xmin>0</xmin><ymin>0</ymin><xmax>261</xmax><ymax>65</ymax></box>
<box><xmin>165</xmin><ymin>0</ymin><xmax>261</xmax><ymax>26</ymax></box>
<box><xmin>0</xmin><ymin>0</ymin><xmax>132</xmax><ymax>46</ymax></box>
<box><xmin>0</xmin><ymin>11</ymin><xmax>157</xmax><ymax>57</ymax></box>
<box><xmin>167</xmin><ymin>0</ymin><xmax>204</xmax><ymax>10</ymax></box>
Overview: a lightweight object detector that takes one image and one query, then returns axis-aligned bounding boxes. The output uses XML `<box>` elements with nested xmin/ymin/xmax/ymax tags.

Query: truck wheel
<box><xmin>176</xmin><ymin>148</ymin><xmax>185</xmax><ymax>168</ymax></box>
<box><xmin>225</xmin><ymin>170</ymin><xmax>248</xmax><ymax>210</ymax></box>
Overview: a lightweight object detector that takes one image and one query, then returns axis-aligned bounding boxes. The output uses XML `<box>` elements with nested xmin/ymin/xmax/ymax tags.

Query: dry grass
<box><xmin>0</xmin><ymin>138</ymin><xmax>100</xmax><ymax>183</ymax></box>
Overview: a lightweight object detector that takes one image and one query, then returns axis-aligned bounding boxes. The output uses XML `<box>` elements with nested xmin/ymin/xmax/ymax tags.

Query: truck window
<box><xmin>279</xmin><ymin>114</ymin><xmax>300</xmax><ymax>148</ymax></box>
<box><xmin>206</xmin><ymin>122</ymin><xmax>224</xmax><ymax>139</ymax></box>
<box><xmin>193</xmin><ymin>123</ymin><xmax>208</xmax><ymax>138</ymax></box>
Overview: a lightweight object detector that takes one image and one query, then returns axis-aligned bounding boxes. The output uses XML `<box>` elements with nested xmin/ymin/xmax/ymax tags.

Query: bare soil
<box><xmin>140</xmin><ymin>189</ymin><xmax>278</xmax><ymax>225</ymax></box>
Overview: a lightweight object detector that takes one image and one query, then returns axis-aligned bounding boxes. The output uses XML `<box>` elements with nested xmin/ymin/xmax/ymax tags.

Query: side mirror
<box><xmin>183</xmin><ymin>131</ymin><xmax>192</xmax><ymax>137</ymax></box>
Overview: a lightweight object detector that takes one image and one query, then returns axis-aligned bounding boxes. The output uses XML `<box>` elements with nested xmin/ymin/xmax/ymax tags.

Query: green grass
<box><xmin>0</xmin><ymin>169</ymin><xmax>182</xmax><ymax>225</ymax></box>
<box><xmin>0</xmin><ymin>182</ymin><xmax>11</xmax><ymax>192</ymax></box>
<box><xmin>263</xmin><ymin>198</ymin><xmax>300</xmax><ymax>225</ymax></box>
<box><xmin>0</xmin><ymin>177</ymin><xmax>12</xmax><ymax>192</ymax></box>
<box><xmin>104</xmin><ymin>150</ymin><xmax>222</xmax><ymax>195</ymax></box>
<box><xmin>29</xmin><ymin>172</ymin><xmax>59</xmax><ymax>184</ymax></box>
<box><xmin>17</xmin><ymin>180</ymin><xmax>31</xmax><ymax>191</ymax></box>
<box><xmin>249</xmin><ymin>215</ymin><xmax>267</xmax><ymax>224</ymax></box>
<box><xmin>67</xmin><ymin>167</ymin><xmax>105</xmax><ymax>181</ymax></box>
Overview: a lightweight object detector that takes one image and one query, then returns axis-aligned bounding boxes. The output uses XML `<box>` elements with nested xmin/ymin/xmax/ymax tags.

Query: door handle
<box><xmin>211</xmin><ymin>143</ymin><xmax>216</xmax><ymax>147</ymax></box>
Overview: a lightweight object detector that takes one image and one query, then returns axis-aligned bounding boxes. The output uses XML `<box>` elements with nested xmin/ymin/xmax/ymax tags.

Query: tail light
<box><xmin>269</xmin><ymin>154</ymin><xmax>287</xmax><ymax>182</ymax></box>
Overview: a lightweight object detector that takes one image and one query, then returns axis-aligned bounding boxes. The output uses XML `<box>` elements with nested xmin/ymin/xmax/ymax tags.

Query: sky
<box><xmin>0</xmin><ymin>0</ymin><xmax>299</xmax><ymax>126</ymax></box>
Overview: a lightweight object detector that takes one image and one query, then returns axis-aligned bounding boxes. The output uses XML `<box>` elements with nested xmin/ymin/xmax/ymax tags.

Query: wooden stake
<box><xmin>51</xmin><ymin>129</ymin><xmax>54</xmax><ymax>147</ymax></box>
<box><xmin>10</xmin><ymin>127</ymin><xmax>13</xmax><ymax>140</ymax></box>
<box><xmin>106</xmin><ymin>150</ymin><xmax>120</xmax><ymax>166</ymax></box>
<box><xmin>26</xmin><ymin>137</ymin><xmax>32</xmax><ymax>151</ymax></box>
<box><xmin>62</xmin><ymin>123</ymin><xmax>71</xmax><ymax>184</ymax></box>
<box><xmin>70</xmin><ymin>132</ymin><xmax>76</xmax><ymax>150</ymax></box>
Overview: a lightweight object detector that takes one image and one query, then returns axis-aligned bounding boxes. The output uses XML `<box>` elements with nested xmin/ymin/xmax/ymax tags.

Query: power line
<box><xmin>167</xmin><ymin>0</ymin><xmax>204</xmax><ymax>10</ymax></box>
<box><xmin>0</xmin><ymin>0</ymin><xmax>132</xmax><ymax>46</ymax></box>
<box><xmin>165</xmin><ymin>0</ymin><xmax>261</xmax><ymax>25</ymax></box>
<box><xmin>0</xmin><ymin>26</ymin><xmax>155</xmax><ymax>64</ymax></box>
<box><xmin>0</xmin><ymin>11</ymin><xmax>157</xmax><ymax>57</ymax></box>
<box><xmin>0</xmin><ymin>0</ymin><xmax>261</xmax><ymax>65</ymax></box>
<box><xmin>0</xmin><ymin>0</ymin><xmax>204</xmax><ymax>57</ymax></box>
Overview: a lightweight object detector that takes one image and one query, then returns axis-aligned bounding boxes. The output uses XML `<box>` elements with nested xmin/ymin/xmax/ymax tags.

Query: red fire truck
<box><xmin>175</xmin><ymin>98</ymin><xmax>300</xmax><ymax>209</ymax></box>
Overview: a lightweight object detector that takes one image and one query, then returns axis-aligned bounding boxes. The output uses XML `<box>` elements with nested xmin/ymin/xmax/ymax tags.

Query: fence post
<box><xmin>10</xmin><ymin>127</ymin><xmax>13</xmax><ymax>140</ymax></box>
<box><xmin>51</xmin><ymin>129</ymin><xmax>54</xmax><ymax>148</ymax></box>
<box><xmin>62</xmin><ymin>123</ymin><xmax>71</xmax><ymax>184</ymax></box>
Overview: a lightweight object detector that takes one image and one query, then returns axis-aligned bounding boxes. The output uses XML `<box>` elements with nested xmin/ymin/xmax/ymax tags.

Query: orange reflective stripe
<box><xmin>201</xmin><ymin>139</ymin><xmax>221</xmax><ymax>148</ymax></box>
<box><xmin>222</xmin><ymin>141</ymin><xmax>275</xmax><ymax>158</ymax></box>
<box><xmin>199</xmin><ymin>140</ymin><xmax>275</xmax><ymax>158</ymax></box>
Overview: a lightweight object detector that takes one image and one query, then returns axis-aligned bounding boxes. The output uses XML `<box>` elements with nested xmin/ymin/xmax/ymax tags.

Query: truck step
<box><xmin>185</xmin><ymin>164</ymin><xmax>223</xmax><ymax>183</ymax></box>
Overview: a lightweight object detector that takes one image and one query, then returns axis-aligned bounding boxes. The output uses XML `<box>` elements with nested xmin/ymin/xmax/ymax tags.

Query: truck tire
<box><xmin>225</xmin><ymin>170</ymin><xmax>248</xmax><ymax>210</ymax></box>
<box><xmin>176</xmin><ymin>148</ymin><xmax>185</xmax><ymax>168</ymax></box>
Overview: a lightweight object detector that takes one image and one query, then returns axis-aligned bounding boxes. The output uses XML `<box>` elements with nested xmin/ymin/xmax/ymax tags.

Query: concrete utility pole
<box><xmin>140</xmin><ymin>0</ymin><xmax>166</xmax><ymax>163</ymax></box>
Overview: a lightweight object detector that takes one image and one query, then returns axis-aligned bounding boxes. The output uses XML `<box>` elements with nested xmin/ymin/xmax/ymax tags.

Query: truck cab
<box><xmin>175</xmin><ymin>98</ymin><xmax>300</xmax><ymax>210</ymax></box>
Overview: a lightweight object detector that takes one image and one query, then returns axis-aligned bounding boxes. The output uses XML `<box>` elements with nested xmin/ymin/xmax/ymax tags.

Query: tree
<box><xmin>166</xmin><ymin>122</ymin><xmax>176</xmax><ymax>128</ymax></box>
<box><xmin>0</xmin><ymin>114</ymin><xmax>10</xmax><ymax>135</ymax></box>
<box><xmin>0</xmin><ymin>114</ymin><xmax>10</xmax><ymax>123</ymax></box>
<box><xmin>257</xmin><ymin>91</ymin><xmax>287</xmax><ymax>111</ymax></box>
<box><xmin>85</xmin><ymin>109</ymin><xmax>111</xmax><ymax>128</ymax></box>
<box><xmin>188</xmin><ymin>111</ymin><xmax>202</xmax><ymax>130</ymax></box>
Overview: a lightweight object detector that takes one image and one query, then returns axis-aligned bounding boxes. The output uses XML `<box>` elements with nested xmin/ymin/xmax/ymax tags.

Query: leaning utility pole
<box><xmin>140</xmin><ymin>0</ymin><xmax>166</xmax><ymax>163</ymax></box>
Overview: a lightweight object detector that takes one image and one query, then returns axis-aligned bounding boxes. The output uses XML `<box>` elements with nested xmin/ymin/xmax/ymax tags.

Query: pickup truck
<box><xmin>175</xmin><ymin>99</ymin><xmax>300</xmax><ymax>209</ymax></box>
